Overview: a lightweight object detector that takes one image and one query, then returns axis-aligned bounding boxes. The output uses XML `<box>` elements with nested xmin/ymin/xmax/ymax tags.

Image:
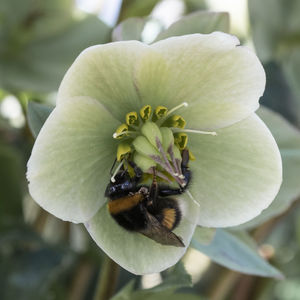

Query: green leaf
<box><xmin>240</xmin><ymin>107</ymin><xmax>300</xmax><ymax>228</ymax></box>
<box><xmin>118</xmin><ymin>0</ymin><xmax>160</xmax><ymax>22</ymax></box>
<box><xmin>0</xmin><ymin>145</ymin><xmax>23</xmax><ymax>225</ymax></box>
<box><xmin>249</xmin><ymin>0</ymin><xmax>300</xmax><ymax>62</ymax></box>
<box><xmin>111</xmin><ymin>280</ymin><xmax>135</xmax><ymax>300</ymax></box>
<box><xmin>150</xmin><ymin>262</ymin><xmax>192</xmax><ymax>293</ymax></box>
<box><xmin>259</xmin><ymin>62</ymin><xmax>299</xmax><ymax>125</ymax></box>
<box><xmin>193</xmin><ymin>227</ymin><xmax>216</xmax><ymax>245</ymax></box>
<box><xmin>191</xmin><ymin>229</ymin><xmax>283</xmax><ymax>278</ymax></box>
<box><xmin>111</xmin><ymin>263</ymin><xmax>192</xmax><ymax>300</ymax></box>
<box><xmin>281</xmin><ymin>46</ymin><xmax>300</xmax><ymax>119</ymax></box>
<box><xmin>0</xmin><ymin>0</ymin><xmax>73</xmax><ymax>39</ymax></box>
<box><xmin>183</xmin><ymin>0</ymin><xmax>207</xmax><ymax>13</ymax></box>
<box><xmin>155</xmin><ymin>11</ymin><xmax>229</xmax><ymax>42</ymax></box>
<box><xmin>27</xmin><ymin>101</ymin><xmax>54</xmax><ymax>138</ymax></box>
<box><xmin>249</xmin><ymin>0</ymin><xmax>300</xmax><ymax>125</ymax></box>
<box><xmin>0</xmin><ymin>15</ymin><xmax>112</xmax><ymax>93</ymax></box>
<box><xmin>113</xmin><ymin>287</ymin><xmax>202</xmax><ymax>300</ymax></box>
<box><xmin>135</xmin><ymin>294</ymin><xmax>203</xmax><ymax>300</ymax></box>
<box><xmin>112</xmin><ymin>17</ymin><xmax>147</xmax><ymax>41</ymax></box>
<box><xmin>0</xmin><ymin>226</ymin><xmax>75</xmax><ymax>300</ymax></box>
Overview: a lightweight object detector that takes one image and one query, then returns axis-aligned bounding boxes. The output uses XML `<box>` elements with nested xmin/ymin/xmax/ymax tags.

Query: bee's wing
<box><xmin>139</xmin><ymin>212</ymin><xmax>185</xmax><ymax>247</ymax></box>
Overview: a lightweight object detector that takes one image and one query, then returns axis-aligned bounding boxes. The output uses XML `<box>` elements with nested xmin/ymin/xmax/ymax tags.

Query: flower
<box><xmin>27</xmin><ymin>32</ymin><xmax>282</xmax><ymax>274</ymax></box>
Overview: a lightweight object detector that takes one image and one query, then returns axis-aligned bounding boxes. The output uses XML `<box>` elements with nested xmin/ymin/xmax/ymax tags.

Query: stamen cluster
<box><xmin>112</xmin><ymin>103</ymin><xmax>192</xmax><ymax>186</ymax></box>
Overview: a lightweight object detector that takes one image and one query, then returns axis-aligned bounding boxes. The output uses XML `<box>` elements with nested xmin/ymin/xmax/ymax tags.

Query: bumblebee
<box><xmin>105</xmin><ymin>149</ymin><xmax>191</xmax><ymax>247</ymax></box>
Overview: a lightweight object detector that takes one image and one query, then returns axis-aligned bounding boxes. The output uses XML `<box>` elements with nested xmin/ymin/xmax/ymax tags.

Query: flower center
<box><xmin>111</xmin><ymin>102</ymin><xmax>216</xmax><ymax>187</ymax></box>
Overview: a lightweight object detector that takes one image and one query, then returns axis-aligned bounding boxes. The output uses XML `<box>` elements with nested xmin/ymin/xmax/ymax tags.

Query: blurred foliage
<box><xmin>118</xmin><ymin>0</ymin><xmax>160</xmax><ymax>22</ymax></box>
<box><xmin>154</xmin><ymin>11</ymin><xmax>229</xmax><ymax>41</ymax></box>
<box><xmin>249</xmin><ymin>0</ymin><xmax>300</xmax><ymax>126</ymax></box>
<box><xmin>27</xmin><ymin>101</ymin><xmax>54</xmax><ymax>138</ymax></box>
<box><xmin>249</xmin><ymin>0</ymin><xmax>300</xmax><ymax>63</ymax></box>
<box><xmin>112</xmin><ymin>263</ymin><xmax>197</xmax><ymax>300</ymax></box>
<box><xmin>112</xmin><ymin>17</ymin><xmax>147</xmax><ymax>42</ymax></box>
<box><xmin>1</xmin><ymin>0</ymin><xmax>300</xmax><ymax>299</ymax></box>
<box><xmin>0</xmin><ymin>0</ymin><xmax>111</xmax><ymax>93</ymax></box>
<box><xmin>0</xmin><ymin>226</ymin><xmax>76</xmax><ymax>300</ymax></box>
<box><xmin>192</xmin><ymin>228</ymin><xmax>282</xmax><ymax>278</ymax></box>
<box><xmin>0</xmin><ymin>144</ymin><xmax>23</xmax><ymax>225</ymax></box>
<box><xmin>183</xmin><ymin>0</ymin><xmax>207</xmax><ymax>13</ymax></box>
<box><xmin>259</xmin><ymin>62</ymin><xmax>299</xmax><ymax>125</ymax></box>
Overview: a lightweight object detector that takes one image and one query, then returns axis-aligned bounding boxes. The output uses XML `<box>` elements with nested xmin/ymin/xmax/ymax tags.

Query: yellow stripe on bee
<box><xmin>108</xmin><ymin>193</ymin><xmax>144</xmax><ymax>215</ymax></box>
<box><xmin>162</xmin><ymin>208</ymin><xmax>177</xmax><ymax>230</ymax></box>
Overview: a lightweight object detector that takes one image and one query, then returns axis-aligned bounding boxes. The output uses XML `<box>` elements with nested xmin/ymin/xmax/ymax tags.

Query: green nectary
<box><xmin>111</xmin><ymin>102</ymin><xmax>199</xmax><ymax>187</ymax></box>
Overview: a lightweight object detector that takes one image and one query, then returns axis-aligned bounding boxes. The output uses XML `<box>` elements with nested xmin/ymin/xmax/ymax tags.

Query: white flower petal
<box><xmin>57</xmin><ymin>41</ymin><xmax>152</xmax><ymax>122</ymax></box>
<box><xmin>27</xmin><ymin>97</ymin><xmax>119</xmax><ymax>223</ymax></box>
<box><xmin>139</xmin><ymin>32</ymin><xmax>266</xmax><ymax>130</ymax></box>
<box><xmin>85</xmin><ymin>194</ymin><xmax>200</xmax><ymax>275</ymax></box>
<box><xmin>188</xmin><ymin>113</ymin><xmax>282</xmax><ymax>227</ymax></box>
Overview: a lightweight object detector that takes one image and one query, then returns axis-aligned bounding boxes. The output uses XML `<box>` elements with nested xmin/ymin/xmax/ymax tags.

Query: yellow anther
<box><xmin>117</xmin><ymin>142</ymin><xmax>131</xmax><ymax>161</ymax></box>
<box><xmin>126</xmin><ymin>111</ymin><xmax>139</xmax><ymax>126</ymax></box>
<box><xmin>172</xmin><ymin>115</ymin><xmax>186</xmax><ymax>129</ymax></box>
<box><xmin>163</xmin><ymin>115</ymin><xmax>186</xmax><ymax>129</ymax></box>
<box><xmin>113</xmin><ymin>124</ymin><xmax>128</xmax><ymax>139</ymax></box>
<box><xmin>155</xmin><ymin>106</ymin><xmax>168</xmax><ymax>119</ymax></box>
<box><xmin>188</xmin><ymin>149</ymin><xmax>196</xmax><ymax>161</ymax></box>
<box><xmin>140</xmin><ymin>105</ymin><xmax>152</xmax><ymax>121</ymax></box>
<box><xmin>174</xmin><ymin>133</ymin><xmax>188</xmax><ymax>150</ymax></box>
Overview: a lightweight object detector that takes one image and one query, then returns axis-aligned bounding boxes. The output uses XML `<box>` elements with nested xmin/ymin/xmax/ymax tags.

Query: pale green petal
<box><xmin>57</xmin><ymin>41</ymin><xmax>152</xmax><ymax>122</ymax></box>
<box><xmin>27</xmin><ymin>97</ymin><xmax>119</xmax><ymax>223</ymax></box>
<box><xmin>238</xmin><ymin>107</ymin><xmax>300</xmax><ymax>228</ymax></box>
<box><xmin>85</xmin><ymin>194</ymin><xmax>200</xmax><ymax>275</ymax></box>
<box><xmin>136</xmin><ymin>32</ymin><xmax>265</xmax><ymax>130</ymax></box>
<box><xmin>188</xmin><ymin>113</ymin><xmax>282</xmax><ymax>227</ymax></box>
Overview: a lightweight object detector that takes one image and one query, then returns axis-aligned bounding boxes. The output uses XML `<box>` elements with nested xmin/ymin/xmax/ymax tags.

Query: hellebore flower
<box><xmin>27</xmin><ymin>32</ymin><xmax>282</xmax><ymax>274</ymax></box>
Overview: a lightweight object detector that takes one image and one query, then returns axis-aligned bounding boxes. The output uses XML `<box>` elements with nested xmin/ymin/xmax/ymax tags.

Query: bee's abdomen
<box><xmin>108</xmin><ymin>193</ymin><xmax>144</xmax><ymax>214</ymax></box>
<box><xmin>152</xmin><ymin>198</ymin><xmax>182</xmax><ymax>231</ymax></box>
<box><xmin>161</xmin><ymin>208</ymin><xmax>177</xmax><ymax>230</ymax></box>
<box><xmin>111</xmin><ymin>205</ymin><xmax>148</xmax><ymax>231</ymax></box>
<box><xmin>108</xmin><ymin>193</ymin><xmax>148</xmax><ymax>231</ymax></box>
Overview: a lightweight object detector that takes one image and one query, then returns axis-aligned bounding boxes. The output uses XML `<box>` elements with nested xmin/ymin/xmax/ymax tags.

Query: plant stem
<box><xmin>93</xmin><ymin>255</ymin><xmax>120</xmax><ymax>300</ymax></box>
<box><xmin>33</xmin><ymin>207</ymin><xmax>49</xmax><ymax>233</ymax></box>
<box><xmin>208</xmin><ymin>270</ymin><xmax>240</xmax><ymax>300</ymax></box>
<box><xmin>69</xmin><ymin>260</ymin><xmax>94</xmax><ymax>300</ymax></box>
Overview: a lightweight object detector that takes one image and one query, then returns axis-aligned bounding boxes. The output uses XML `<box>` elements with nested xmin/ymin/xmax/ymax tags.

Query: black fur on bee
<box><xmin>105</xmin><ymin>149</ymin><xmax>191</xmax><ymax>247</ymax></box>
<box><xmin>105</xmin><ymin>160</ymin><xmax>143</xmax><ymax>199</ymax></box>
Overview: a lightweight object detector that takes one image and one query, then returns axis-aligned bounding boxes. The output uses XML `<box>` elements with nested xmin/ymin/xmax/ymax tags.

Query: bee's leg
<box><xmin>181</xmin><ymin>149</ymin><xmax>191</xmax><ymax>187</ymax></box>
<box><xmin>181</xmin><ymin>148</ymin><xmax>189</xmax><ymax>170</ymax></box>
<box><xmin>158</xmin><ymin>187</ymin><xmax>182</xmax><ymax>197</ymax></box>
<box><xmin>148</xmin><ymin>167</ymin><xmax>159</xmax><ymax>208</ymax></box>
<box><xmin>127</xmin><ymin>160</ymin><xmax>143</xmax><ymax>181</ymax></box>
